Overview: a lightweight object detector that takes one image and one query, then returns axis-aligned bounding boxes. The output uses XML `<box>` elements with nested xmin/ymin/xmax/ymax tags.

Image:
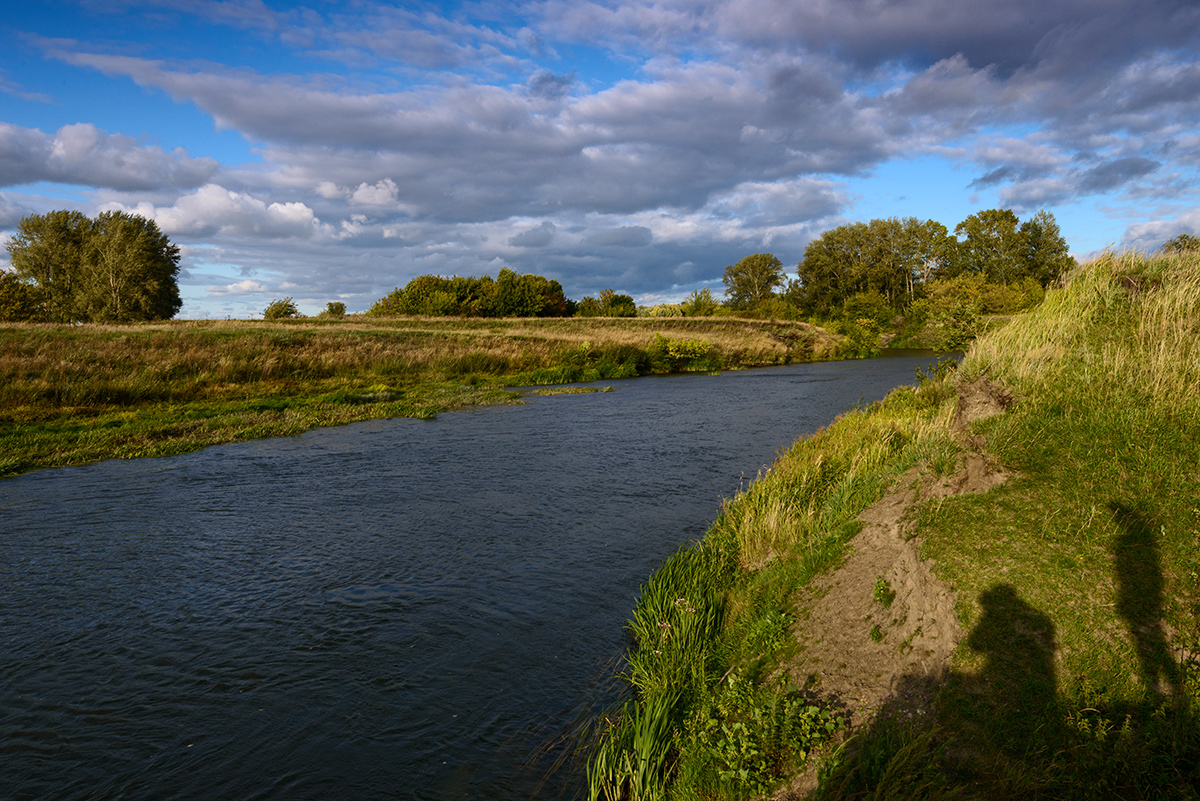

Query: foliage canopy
<box><xmin>5</xmin><ymin>210</ymin><xmax>182</xmax><ymax>322</ymax></box>
<box><xmin>792</xmin><ymin>209</ymin><xmax>1073</xmax><ymax>316</ymax></box>
<box><xmin>723</xmin><ymin>253</ymin><xmax>785</xmax><ymax>310</ymax></box>
<box><xmin>368</xmin><ymin>268</ymin><xmax>568</xmax><ymax>318</ymax></box>
<box><xmin>1161</xmin><ymin>233</ymin><xmax>1200</xmax><ymax>253</ymax></box>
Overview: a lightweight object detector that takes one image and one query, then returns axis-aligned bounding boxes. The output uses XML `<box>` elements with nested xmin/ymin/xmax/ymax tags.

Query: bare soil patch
<box><xmin>775</xmin><ymin>377</ymin><xmax>1014</xmax><ymax>798</ymax></box>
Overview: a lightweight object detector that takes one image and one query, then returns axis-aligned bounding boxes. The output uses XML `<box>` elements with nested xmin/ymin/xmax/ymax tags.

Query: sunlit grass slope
<box><xmin>589</xmin><ymin>251</ymin><xmax>1200</xmax><ymax>800</ymax></box>
<box><xmin>890</xmin><ymin>251</ymin><xmax>1200</xmax><ymax>798</ymax></box>
<box><xmin>0</xmin><ymin>315</ymin><xmax>840</xmax><ymax>477</ymax></box>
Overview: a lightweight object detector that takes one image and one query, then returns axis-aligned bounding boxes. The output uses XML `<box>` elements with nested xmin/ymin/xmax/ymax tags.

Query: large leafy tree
<box><xmin>576</xmin><ymin>288</ymin><xmax>636</xmax><ymax>317</ymax></box>
<box><xmin>723</xmin><ymin>253</ymin><xmax>785</xmax><ymax>310</ymax></box>
<box><xmin>953</xmin><ymin>209</ymin><xmax>1025</xmax><ymax>283</ymax></box>
<box><xmin>1019</xmin><ymin>210</ymin><xmax>1075</xmax><ymax>286</ymax></box>
<box><xmin>794</xmin><ymin>218</ymin><xmax>955</xmax><ymax>313</ymax></box>
<box><xmin>83</xmin><ymin>211</ymin><xmax>182</xmax><ymax>321</ymax></box>
<box><xmin>6</xmin><ymin>210</ymin><xmax>182</xmax><ymax>322</ymax></box>
<box><xmin>953</xmin><ymin>209</ymin><xmax>1073</xmax><ymax>286</ymax></box>
<box><xmin>5</xmin><ymin>210</ymin><xmax>92</xmax><ymax>322</ymax></box>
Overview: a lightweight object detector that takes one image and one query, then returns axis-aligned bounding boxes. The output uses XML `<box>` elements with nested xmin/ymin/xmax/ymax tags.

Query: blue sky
<box><xmin>2</xmin><ymin>0</ymin><xmax>1199</xmax><ymax>318</ymax></box>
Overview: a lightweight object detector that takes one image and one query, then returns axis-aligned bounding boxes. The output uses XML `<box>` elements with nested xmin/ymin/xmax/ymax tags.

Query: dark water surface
<box><xmin>1</xmin><ymin>356</ymin><xmax>933</xmax><ymax>800</ymax></box>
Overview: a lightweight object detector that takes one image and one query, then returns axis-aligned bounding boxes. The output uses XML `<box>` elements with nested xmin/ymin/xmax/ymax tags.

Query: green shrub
<box><xmin>681</xmin><ymin>288</ymin><xmax>720</xmax><ymax>317</ymax></box>
<box><xmin>262</xmin><ymin>297</ymin><xmax>300</xmax><ymax>319</ymax></box>
<box><xmin>646</xmin><ymin>334</ymin><xmax>717</xmax><ymax>372</ymax></box>
<box><xmin>842</xmin><ymin>290</ymin><xmax>893</xmax><ymax>327</ymax></box>
<box><xmin>641</xmin><ymin>303</ymin><xmax>684</xmax><ymax>317</ymax></box>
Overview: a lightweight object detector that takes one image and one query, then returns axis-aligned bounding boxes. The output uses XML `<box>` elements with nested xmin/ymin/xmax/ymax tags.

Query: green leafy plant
<box><xmin>263</xmin><ymin>297</ymin><xmax>300</xmax><ymax>319</ymax></box>
<box><xmin>646</xmin><ymin>334</ymin><xmax>717</xmax><ymax>372</ymax></box>
<box><xmin>873</xmin><ymin>576</ymin><xmax>896</xmax><ymax>609</ymax></box>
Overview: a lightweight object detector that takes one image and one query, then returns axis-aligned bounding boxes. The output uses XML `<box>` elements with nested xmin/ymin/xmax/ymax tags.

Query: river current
<box><xmin>1</xmin><ymin>355</ymin><xmax>934</xmax><ymax>800</ymax></box>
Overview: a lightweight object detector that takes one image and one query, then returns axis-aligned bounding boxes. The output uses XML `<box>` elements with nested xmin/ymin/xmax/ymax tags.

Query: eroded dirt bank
<box><xmin>776</xmin><ymin>378</ymin><xmax>1015</xmax><ymax>798</ymax></box>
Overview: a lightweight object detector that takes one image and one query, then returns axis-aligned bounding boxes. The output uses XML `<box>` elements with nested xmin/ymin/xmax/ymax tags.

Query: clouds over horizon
<box><xmin>3</xmin><ymin>0</ymin><xmax>1199</xmax><ymax>316</ymax></box>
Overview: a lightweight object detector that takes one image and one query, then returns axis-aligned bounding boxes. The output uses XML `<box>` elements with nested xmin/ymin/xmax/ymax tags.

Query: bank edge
<box><xmin>587</xmin><ymin>251</ymin><xmax>1200</xmax><ymax>800</ymax></box>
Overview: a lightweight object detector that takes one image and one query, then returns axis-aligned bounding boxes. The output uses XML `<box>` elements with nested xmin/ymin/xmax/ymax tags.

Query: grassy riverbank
<box><xmin>0</xmin><ymin>315</ymin><xmax>840</xmax><ymax>478</ymax></box>
<box><xmin>588</xmin><ymin>251</ymin><xmax>1200</xmax><ymax>799</ymax></box>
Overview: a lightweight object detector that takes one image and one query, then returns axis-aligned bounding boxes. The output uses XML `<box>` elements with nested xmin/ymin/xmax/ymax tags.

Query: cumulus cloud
<box><xmin>349</xmin><ymin>178</ymin><xmax>399</xmax><ymax>206</ymax></box>
<box><xmin>1119</xmin><ymin>208</ymin><xmax>1200</xmax><ymax>252</ymax></box>
<box><xmin>508</xmin><ymin>220</ymin><xmax>557</xmax><ymax>247</ymax></box>
<box><xmin>206</xmin><ymin>278</ymin><xmax>270</xmax><ymax>296</ymax></box>
<box><xmin>0</xmin><ymin>122</ymin><xmax>217</xmax><ymax>190</ymax></box>
<box><xmin>112</xmin><ymin>184</ymin><xmax>324</xmax><ymax>239</ymax></box>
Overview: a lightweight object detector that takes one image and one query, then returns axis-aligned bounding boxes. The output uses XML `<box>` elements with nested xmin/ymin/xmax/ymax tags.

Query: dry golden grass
<box><xmin>0</xmin><ymin>314</ymin><xmax>843</xmax><ymax>476</ymax></box>
<box><xmin>0</xmin><ymin>314</ymin><xmax>839</xmax><ymax>412</ymax></box>
<box><xmin>963</xmin><ymin>250</ymin><xmax>1200</xmax><ymax>421</ymax></box>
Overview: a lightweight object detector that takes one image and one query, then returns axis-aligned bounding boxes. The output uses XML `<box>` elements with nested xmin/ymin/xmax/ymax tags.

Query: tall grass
<box><xmin>0</xmin><ymin>316</ymin><xmax>841</xmax><ymax>476</ymax></box>
<box><xmin>963</xmin><ymin>250</ymin><xmax>1200</xmax><ymax>422</ymax></box>
<box><xmin>816</xmin><ymin>250</ymin><xmax>1200</xmax><ymax>798</ymax></box>
<box><xmin>587</xmin><ymin>367</ymin><xmax>959</xmax><ymax>800</ymax></box>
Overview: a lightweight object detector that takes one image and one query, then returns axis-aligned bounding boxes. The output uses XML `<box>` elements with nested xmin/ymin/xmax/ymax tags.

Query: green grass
<box><xmin>0</xmin><ymin>315</ymin><xmax>842</xmax><ymax>477</ymax></box>
<box><xmin>588</xmin><ymin>250</ymin><xmax>1200</xmax><ymax>799</ymax></box>
<box><xmin>812</xmin><ymin>251</ymin><xmax>1200</xmax><ymax>799</ymax></box>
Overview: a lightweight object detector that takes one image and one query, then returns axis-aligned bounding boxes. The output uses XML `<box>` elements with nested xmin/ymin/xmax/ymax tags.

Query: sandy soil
<box><xmin>774</xmin><ymin>377</ymin><xmax>1015</xmax><ymax>798</ymax></box>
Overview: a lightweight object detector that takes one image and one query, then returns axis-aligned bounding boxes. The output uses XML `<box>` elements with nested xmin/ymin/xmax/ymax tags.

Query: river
<box><xmin>0</xmin><ymin>354</ymin><xmax>935</xmax><ymax>800</ymax></box>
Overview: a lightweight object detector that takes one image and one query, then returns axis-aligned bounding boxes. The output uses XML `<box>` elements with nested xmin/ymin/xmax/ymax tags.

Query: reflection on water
<box><xmin>0</xmin><ymin>357</ymin><xmax>933</xmax><ymax>800</ymax></box>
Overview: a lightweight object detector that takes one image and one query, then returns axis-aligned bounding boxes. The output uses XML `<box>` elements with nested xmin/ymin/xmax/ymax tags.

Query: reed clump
<box><xmin>587</xmin><ymin>361</ymin><xmax>959</xmax><ymax>800</ymax></box>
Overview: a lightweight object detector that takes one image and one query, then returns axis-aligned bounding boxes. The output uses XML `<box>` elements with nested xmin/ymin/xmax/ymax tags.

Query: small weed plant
<box><xmin>872</xmin><ymin>576</ymin><xmax>896</xmax><ymax>608</ymax></box>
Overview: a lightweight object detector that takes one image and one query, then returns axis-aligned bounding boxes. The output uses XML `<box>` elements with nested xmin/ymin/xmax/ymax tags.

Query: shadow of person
<box><xmin>809</xmin><ymin>587</ymin><xmax>1060</xmax><ymax>799</ymax></box>
<box><xmin>1110</xmin><ymin>502</ymin><xmax>1183</xmax><ymax>700</ymax></box>
<box><xmin>964</xmin><ymin>584</ymin><xmax>1058</xmax><ymax>753</ymax></box>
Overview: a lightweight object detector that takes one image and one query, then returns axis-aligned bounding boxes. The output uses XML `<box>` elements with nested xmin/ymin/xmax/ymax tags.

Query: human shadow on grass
<box><xmin>811</xmin><ymin>584</ymin><xmax>1058</xmax><ymax>799</ymax></box>
<box><xmin>1109</xmin><ymin>501</ymin><xmax>1183</xmax><ymax>700</ymax></box>
<box><xmin>812</xmin><ymin>513</ymin><xmax>1200</xmax><ymax>799</ymax></box>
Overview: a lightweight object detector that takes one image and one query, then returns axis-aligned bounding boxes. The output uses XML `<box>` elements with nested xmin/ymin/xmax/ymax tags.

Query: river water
<box><xmin>1</xmin><ymin>355</ymin><xmax>934</xmax><ymax>800</ymax></box>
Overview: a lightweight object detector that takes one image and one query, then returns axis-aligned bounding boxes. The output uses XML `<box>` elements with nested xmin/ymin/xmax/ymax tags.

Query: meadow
<box><xmin>0</xmin><ymin>315</ymin><xmax>841</xmax><ymax>477</ymax></box>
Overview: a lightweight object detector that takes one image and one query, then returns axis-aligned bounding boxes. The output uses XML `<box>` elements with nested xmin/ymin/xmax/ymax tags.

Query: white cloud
<box><xmin>0</xmin><ymin>122</ymin><xmax>217</xmax><ymax>190</ymax></box>
<box><xmin>111</xmin><ymin>184</ymin><xmax>325</xmax><ymax>239</ymax></box>
<box><xmin>349</xmin><ymin>178</ymin><xmax>399</xmax><ymax>206</ymax></box>
<box><xmin>206</xmin><ymin>278</ymin><xmax>269</xmax><ymax>296</ymax></box>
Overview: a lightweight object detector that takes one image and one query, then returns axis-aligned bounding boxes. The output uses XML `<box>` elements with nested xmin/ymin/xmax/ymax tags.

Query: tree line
<box><xmin>2</xmin><ymin>210</ymin><xmax>182</xmax><ymax>323</ymax></box>
<box><xmin>366</xmin><ymin>271</ymin><xmax>639</xmax><ymax>318</ymax></box>
<box><xmin>763</xmin><ymin>209</ymin><xmax>1075</xmax><ymax>316</ymax></box>
<box><xmin>7</xmin><ymin>206</ymin><xmax>1195</xmax><ymax>325</ymax></box>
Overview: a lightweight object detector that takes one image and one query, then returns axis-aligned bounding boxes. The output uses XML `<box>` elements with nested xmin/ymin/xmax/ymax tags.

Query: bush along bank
<box><xmin>587</xmin><ymin>250</ymin><xmax>1200</xmax><ymax>799</ymax></box>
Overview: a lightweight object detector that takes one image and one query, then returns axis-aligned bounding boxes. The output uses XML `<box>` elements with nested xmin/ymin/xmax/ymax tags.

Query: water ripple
<box><xmin>0</xmin><ymin>358</ymin><xmax>929</xmax><ymax>800</ymax></box>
